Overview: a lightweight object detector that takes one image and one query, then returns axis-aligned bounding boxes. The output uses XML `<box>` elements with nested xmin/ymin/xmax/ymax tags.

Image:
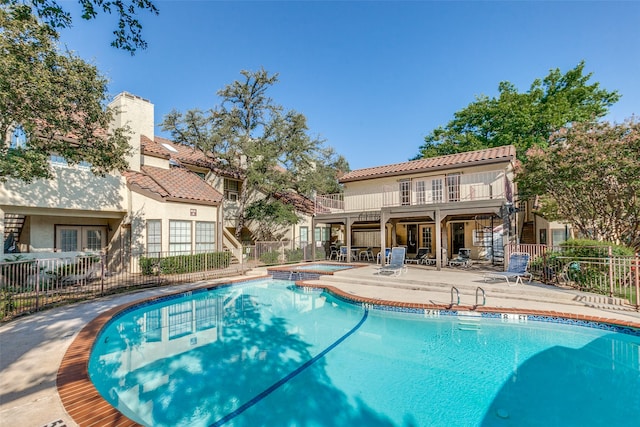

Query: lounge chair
<box><xmin>405</xmin><ymin>247</ymin><xmax>430</xmax><ymax>264</ymax></box>
<box><xmin>377</xmin><ymin>247</ymin><xmax>408</xmax><ymax>276</ymax></box>
<box><xmin>484</xmin><ymin>252</ymin><xmax>532</xmax><ymax>286</ymax></box>
<box><xmin>448</xmin><ymin>248</ymin><xmax>472</xmax><ymax>268</ymax></box>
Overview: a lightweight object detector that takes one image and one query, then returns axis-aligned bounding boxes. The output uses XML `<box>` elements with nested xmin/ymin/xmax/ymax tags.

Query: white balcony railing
<box><xmin>315</xmin><ymin>170</ymin><xmax>510</xmax><ymax>214</ymax></box>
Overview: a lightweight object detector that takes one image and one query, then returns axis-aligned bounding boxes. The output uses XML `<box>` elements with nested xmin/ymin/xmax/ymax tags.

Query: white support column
<box><xmin>311</xmin><ymin>216</ymin><xmax>316</xmax><ymax>261</ymax></box>
<box><xmin>379</xmin><ymin>211</ymin><xmax>388</xmax><ymax>265</ymax></box>
<box><xmin>346</xmin><ymin>217</ymin><xmax>354</xmax><ymax>262</ymax></box>
<box><xmin>435</xmin><ymin>209</ymin><xmax>442</xmax><ymax>271</ymax></box>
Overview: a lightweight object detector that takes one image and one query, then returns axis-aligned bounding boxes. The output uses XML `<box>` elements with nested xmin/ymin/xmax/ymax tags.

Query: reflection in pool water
<box><xmin>89</xmin><ymin>279</ymin><xmax>640</xmax><ymax>426</ymax></box>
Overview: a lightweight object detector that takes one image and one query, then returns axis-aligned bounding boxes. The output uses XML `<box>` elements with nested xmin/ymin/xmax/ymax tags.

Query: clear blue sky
<box><xmin>59</xmin><ymin>1</ymin><xmax>639</xmax><ymax>171</ymax></box>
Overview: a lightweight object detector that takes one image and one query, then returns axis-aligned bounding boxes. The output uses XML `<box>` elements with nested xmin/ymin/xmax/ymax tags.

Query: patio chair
<box><xmin>448</xmin><ymin>248</ymin><xmax>472</xmax><ymax>268</ymax></box>
<box><xmin>328</xmin><ymin>245</ymin><xmax>340</xmax><ymax>260</ymax></box>
<box><xmin>484</xmin><ymin>252</ymin><xmax>532</xmax><ymax>286</ymax></box>
<box><xmin>337</xmin><ymin>246</ymin><xmax>348</xmax><ymax>262</ymax></box>
<box><xmin>376</xmin><ymin>248</ymin><xmax>391</xmax><ymax>265</ymax></box>
<box><xmin>405</xmin><ymin>247</ymin><xmax>430</xmax><ymax>264</ymax></box>
<box><xmin>377</xmin><ymin>247</ymin><xmax>408</xmax><ymax>276</ymax></box>
<box><xmin>359</xmin><ymin>247</ymin><xmax>374</xmax><ymax>262</ymax></box>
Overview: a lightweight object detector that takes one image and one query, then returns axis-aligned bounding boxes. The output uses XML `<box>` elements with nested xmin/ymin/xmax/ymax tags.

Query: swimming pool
<box><xmin>88</xmin><ymin>278</ymin><xmax>640</xmax><ymax>426</ymax></box>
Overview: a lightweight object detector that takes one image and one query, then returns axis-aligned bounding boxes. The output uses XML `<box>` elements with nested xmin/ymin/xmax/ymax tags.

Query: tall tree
<box><xmin>162</xmin><ymin>69</ymin><xmax>349</xmax><ymax>239</ymax></box>
<box><xmin>0</xmin><ymin>5</ymin><xmax>131</xmax><ymax>182</ymax></box>
<box><xmin>517</xmin><ymin>119</ymin><xmax>640</xmax><ymax>250</ymax></box>
<box><xmin>1</xmin><ymin>0</ymin><xmax>158</xmax><ymax>53</ymax></box>
<box><xmin>414</xmin><ymin>62</ymin><xmax>620</xmax><ymax>161</ymax></box>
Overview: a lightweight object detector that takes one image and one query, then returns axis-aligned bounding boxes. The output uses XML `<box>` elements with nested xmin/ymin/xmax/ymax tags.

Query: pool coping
<box><xmin>57</xmin><ymin>274</ymin><xmax>640</xmax><ymax>426</ymax></box>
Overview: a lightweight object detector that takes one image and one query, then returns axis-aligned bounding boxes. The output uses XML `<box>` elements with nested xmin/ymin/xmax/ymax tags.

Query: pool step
<box><xmin>458</xmin><ymin>312</ymin><xmax>482</xmax><ymax>331</ymax></box>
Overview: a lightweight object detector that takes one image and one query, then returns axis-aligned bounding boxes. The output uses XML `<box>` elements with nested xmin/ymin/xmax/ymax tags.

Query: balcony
<box><xmin>315</xmin><ymin>170</ymin><xmax>511</xmax><ymax>215</ymax></box>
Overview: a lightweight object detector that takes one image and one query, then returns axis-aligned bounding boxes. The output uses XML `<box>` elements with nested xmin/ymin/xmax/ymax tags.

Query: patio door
<box><xmin>56</xmin><ymin>226</ymin><xmax>107</xmax><ymax>252</ymax></box>
<box><xmin>452</xmin><ymin>223</ymin><xmax>465</xmax><ymax>255</ymax></box>
<box><xmin>406</xmin><ymin>224</ymin><xmax>418</xmax><ymax>254</ymax></box>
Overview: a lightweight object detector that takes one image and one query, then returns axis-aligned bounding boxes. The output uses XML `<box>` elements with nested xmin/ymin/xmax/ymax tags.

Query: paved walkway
<box><xmin>1</xmin><ymin>265</ymin><xmax>639</xmax><ymax>427</ymax></box>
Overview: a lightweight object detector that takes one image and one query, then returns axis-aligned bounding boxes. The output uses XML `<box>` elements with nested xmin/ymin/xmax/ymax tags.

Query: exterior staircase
<box><xmin>4</xmin><ymin>214</ymin><xmax>26</xmax><ymax>252</ymax></box>
<box><xmin>520</xmin><ymin>222</ymin><xmax>535</xmax><ymax>244</ymax></box>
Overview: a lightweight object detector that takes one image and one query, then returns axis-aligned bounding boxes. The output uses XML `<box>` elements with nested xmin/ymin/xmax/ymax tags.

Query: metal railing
<box><xmin>243</xmin><ymin>239</ymin><xmax>331</xmax><ymax>267</ymax></box>
<box><xmin>316</xmin><ymin>170</ymin><xmax>508</xmax><ymax>214</ymax></box>
<box><xmin>506</xmin><ymin>243</ymin><xmax>640</xmax><ymax>308</ymax></box>
<box><xmin>0</xmin><ymin>250</ymin><xmax>247</xmax><ymax>321</ymax></box>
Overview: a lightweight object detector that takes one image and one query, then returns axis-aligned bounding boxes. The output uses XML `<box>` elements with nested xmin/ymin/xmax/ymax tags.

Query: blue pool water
<box><xmin>89</xmin><ymin>279</ymin><xmax>640</xmax><ymax>427</ymax></box>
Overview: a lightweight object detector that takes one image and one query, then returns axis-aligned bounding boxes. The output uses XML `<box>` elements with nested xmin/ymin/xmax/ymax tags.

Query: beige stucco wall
<box><xmin>343</xmin><ymin>163</ymin><xmax>512</xmax><ymax>210</ymax></box>
<box><xmin>0</xmin><ymin>166</ymin><xmax>127</xmax><ymax>212</ymax></box>
<box><xmin>129</xmin><ymin>191</ymin><xmax>219</xmax><ymax>254</ymax></box>
<box><xmin>22</xmin><ymin>215</ymin><xmax>114</xmax><ymax>253</ymax></box>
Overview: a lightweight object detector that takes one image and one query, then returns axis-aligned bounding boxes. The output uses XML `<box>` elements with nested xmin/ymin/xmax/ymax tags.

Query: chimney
<box><xmin>109</xmin><ymin>92</ymin><xmax>154</xmax><ymax>172</ymax></box>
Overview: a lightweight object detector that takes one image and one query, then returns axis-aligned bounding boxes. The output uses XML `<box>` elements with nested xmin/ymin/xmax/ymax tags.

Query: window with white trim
<box><xmin>195</xmin><ymin>221</ymin><xmax>215</xmax><ymax>253</ymax></box>
<box><xmin>169</xmin><ymin>220</ymin><xmax>192</xmax><ymax>255</ymax></box>
<box><xmin>446</xmin><ymin>173</ymin><xmax>461</xmax><ymax>202</ymax></box>
<box><xmin>421</xmin><ymin>227</ymin><xmax>432</xmax><ymax>251</ymax></box>
<box><xmin>400</xmin><ymin>179</ymin><xmax>411</xmax><ymax>206</ymax></box>
<box><xmin>224</xmin><ymin>179</ymin><xmax>241</xmax><ymax>201</ymax></box>
<box><xmin>432</xmin><ymin>179</ymin><xmax>443</xmax><ymax>203</ymax></box>
<box><xmin>300</xmin><ymin>226</ymin><xmax>309</xmax><ymax>243</ymax></box>
<box><xmin>146</xmin><ymin>220</ymin><xmax>161</xmax><ymax>256</ymax></box>
<box><xmin>415</xmin><ymin>180</ymin><xmax>426</xmax><ymax>205</ymax></box>
<box><xmin>56</xmin><ymin>226</ymin><xmax>106</xmax><ymax>252</ymax></box>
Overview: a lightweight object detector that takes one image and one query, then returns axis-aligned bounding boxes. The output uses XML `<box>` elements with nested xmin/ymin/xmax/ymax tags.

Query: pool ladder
<box><xmin>289</xmin><ymin>271</ymin><xmax>299</xmax><ymax>281</ymax></box>
<box><xmin>450</xmin><ymin>286</ymin><xmax>487</xmax><ymax>308</ymax></box>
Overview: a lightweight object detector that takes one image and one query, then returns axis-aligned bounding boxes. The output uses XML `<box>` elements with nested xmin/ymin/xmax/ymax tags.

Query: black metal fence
<box><xmin>0</xmin><ymin>250</ymin><xmax>246</xmax><ymax>321</ymax></box>
<box><xmin>244</xmin><ymin>240</ymin><xmax>331</xmax><ymax>266</ymax></box>
<box><xmin>506</xmin><ymin>243</ymin><xmax>640</xmax><ymax>307</ymax></box>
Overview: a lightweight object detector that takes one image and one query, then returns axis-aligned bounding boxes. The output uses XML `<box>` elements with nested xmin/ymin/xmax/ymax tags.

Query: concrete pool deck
<box><xmin>1</xmin><ymin>264</ymin><xmax>639</xmax><ymax>427</ymax></box>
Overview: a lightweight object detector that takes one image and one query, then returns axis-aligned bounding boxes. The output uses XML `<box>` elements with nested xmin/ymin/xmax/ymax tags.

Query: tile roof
<box><xmin>273</xmin><ymin>191</ymin><xmax>316</xmax><ymax>216</ymax></box>
<box><xmin>140</xmin><ymin>135</ymin><xmax>244</xmax><ymax>179</ymax></box>
<box><xmin>124</xmin><ymin>165</ymin><xmax>223</xmax><ymax>206</ymax></box>
<box><xmin>339</xmin><ymin>145</ymin><xmax>516</xmax><ymax>183</ymax></box>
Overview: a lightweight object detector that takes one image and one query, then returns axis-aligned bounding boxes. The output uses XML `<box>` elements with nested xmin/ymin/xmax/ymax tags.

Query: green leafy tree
<box><xmin>0</xmin><ymin>6</ymin><xmax>132</xmax><ymax>182</ymax></box>
<box><xmin>162</xmin><ymin>68</ymin><xmax>348</xmax><ymax>239</ymax></box>
<box><xmin>517</xmin><ymin>119</ymin><xmax>640</xmax><ymax>250</ymax></box>
<box><xmin>1</xmin><ymin>0</ymin><xmax>158</xmax><ymax>53</ymax></box>
<box><xmin>245</xmin><ymin>199</ymin><xmax>300</xmax><ymax>241</ymax></box>
<box><xmin>414</xmin><ymin>62</ymin><xmax>620</xmax><ymax>161</ymax></box>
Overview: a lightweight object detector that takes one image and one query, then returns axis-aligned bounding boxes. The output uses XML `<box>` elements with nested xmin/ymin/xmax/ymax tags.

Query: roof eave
<box><xmin>339</xmin><ymin>156</ymin><xmax>514</xmax><ymax>183</ymax></box>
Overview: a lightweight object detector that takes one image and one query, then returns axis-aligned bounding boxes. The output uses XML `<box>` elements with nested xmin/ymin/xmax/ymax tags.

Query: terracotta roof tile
<box><xmin>340</xmin><ymin>145</ymin><xmax>516</xmax><ymax>183</ymax></box>
<box><xmin>141</xmin><ymin>135</ymin><xmax>244</xmax><ymax>179</ymax></box>
<box><xmin>124</xmin><ymin>165</ymin><xmax>223</xmax><ymax>205</ymax></box>
<box><xmin>273</xmin><ymin>191</ymin><xmax>315</xmax><ymax>216</ymax></box>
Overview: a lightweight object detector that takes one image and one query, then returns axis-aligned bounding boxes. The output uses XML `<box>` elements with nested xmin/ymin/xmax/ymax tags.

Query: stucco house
<box><xmin>312</xmin><ymin>146</ymin><xmax>519</xmax><ymax>267</ymax></box>
<box><xmin>0</xmin><ymin>92</ymin><xmax>317</xmax><ymax>267</ymax></box>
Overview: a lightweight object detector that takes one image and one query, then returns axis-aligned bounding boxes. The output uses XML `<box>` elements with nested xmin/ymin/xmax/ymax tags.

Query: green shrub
<box><xmin>139</xmin><ymin>252</ymin><xmax>231</xmax><ymax>276</ymax></box>
<box><xmin>559</xmin><ymin>239</ymin><xmax>634</xmax><ymax>257</ymax></box>
<box><xmin>285</xmin><ymin>248</ymin><xmax>304</xmax><ymax>263</ymax></box>
<box><xmin>260</xmin><ymin>251</ymin><xmax>280</xmax><ymax>265</ymax></box>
